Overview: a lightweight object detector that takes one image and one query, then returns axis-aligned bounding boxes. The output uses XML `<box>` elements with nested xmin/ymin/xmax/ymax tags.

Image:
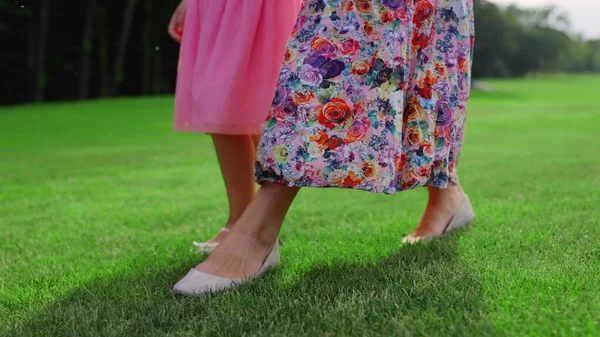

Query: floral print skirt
<box><xmin>255</xmin><ymin>0</ymin><xmax>475</xmax><ymax>194</ymax></box>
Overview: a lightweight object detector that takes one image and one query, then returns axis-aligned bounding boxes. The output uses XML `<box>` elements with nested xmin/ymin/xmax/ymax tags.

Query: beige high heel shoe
<box><xmin>173</xmin><ymin>241</ymin><xmax>280</xmax><ymax>296</ymax></box>
<box><xmin>402</xmin><ymin>195</ymin><xmax>475</xmax><ymax>244</ymax></box>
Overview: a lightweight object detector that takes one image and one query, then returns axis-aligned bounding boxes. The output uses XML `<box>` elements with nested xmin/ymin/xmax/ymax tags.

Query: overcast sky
<box><xmin>491</xmin><ymin>0</ymin><xmax>600</xmax><ymax>39</ymax></box>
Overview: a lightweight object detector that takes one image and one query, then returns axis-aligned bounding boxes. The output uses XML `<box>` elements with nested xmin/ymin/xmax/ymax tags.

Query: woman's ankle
<box><xmin>228</xmin><ymin>183</ymin><xmax>298</xmax><ymax>246</ymax></box>
<box><xmin>229</xmin><ymin>218</ymin><xmax>280</xmax><ymax>248</ymax></box>
<box><xmin>427</xmin><ymin>184</ymin><xmax>464</xmax><ymax>202</ymax></box>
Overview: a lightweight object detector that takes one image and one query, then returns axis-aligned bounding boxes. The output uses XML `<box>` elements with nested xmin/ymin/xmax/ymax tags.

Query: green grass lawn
<box><xmin>1</xmin><ymin>75</ymin><xmax>599</xmax><ymax>337</ymax></box>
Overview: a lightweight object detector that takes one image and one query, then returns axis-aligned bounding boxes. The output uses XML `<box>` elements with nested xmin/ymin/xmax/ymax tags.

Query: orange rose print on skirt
<box><xmin>255</xmin><ymin>0</ymin><xmax>474</xmax><ymax>194</ymax></box>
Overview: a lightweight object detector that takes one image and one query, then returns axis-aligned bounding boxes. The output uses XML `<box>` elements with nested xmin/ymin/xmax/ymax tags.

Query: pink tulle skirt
<box><xmin>174</xmin><ymin>0</ymin><xmax>302</xmax><ymax>134</ymax></box>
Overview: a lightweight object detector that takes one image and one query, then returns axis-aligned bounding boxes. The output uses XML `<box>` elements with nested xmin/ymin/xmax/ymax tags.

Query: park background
<box><xmin>1</xmin><ymin>0</ymin><xmax>599</xmax><ymax>104</ymax></box>
<box><xmin>1</xmin><ymin>0</ymin><xmax>599</xmax><ymax>336</ymax></box>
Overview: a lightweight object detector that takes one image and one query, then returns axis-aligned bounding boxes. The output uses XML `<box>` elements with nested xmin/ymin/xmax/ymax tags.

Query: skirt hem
<box><xmin>255</xmin><ymin>175</ymin><xmax>454</xmax><ymax>195</ymax></box>
<box><xmin>173</xmin><ymin>122</ymin><xmax>264</xmax><ymax>135</ymax></box>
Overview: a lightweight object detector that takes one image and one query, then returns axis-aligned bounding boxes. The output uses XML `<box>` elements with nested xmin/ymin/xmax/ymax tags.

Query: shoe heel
<box><xmin>445</xmin><ymin>196</ymin><xmax>475</xmax><ymax>233</ymax></box>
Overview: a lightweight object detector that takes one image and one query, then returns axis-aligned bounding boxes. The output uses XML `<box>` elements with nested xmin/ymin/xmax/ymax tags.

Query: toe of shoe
<box><xmin>173</xmin><ymin>269</ymin><xmax>236</xmax><ymax>296</ymax></box>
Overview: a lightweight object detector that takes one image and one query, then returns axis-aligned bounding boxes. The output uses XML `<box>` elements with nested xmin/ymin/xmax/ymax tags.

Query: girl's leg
<box><xmin>196</xmin><ymin>182</ymin><xmax>299</xmax><ymax>278</ymax></box>
<box><xmin>207</xmin><ymin>134</ymin><xmax>259</xmax><ymax>243</ymax></box>
<box><xmin>410</xmin><ymin>184</ymin><xmax>466</xmax><ymax>237</ymax></box>
<box><xmin>251</xmin><ymin>134</ymin><xmax>261</xmax><ymax>149</ymax></box>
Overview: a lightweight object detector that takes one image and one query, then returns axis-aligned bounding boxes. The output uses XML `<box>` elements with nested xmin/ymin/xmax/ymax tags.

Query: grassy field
<box><xmin>1</xmin><ymin>75</ymin><xmax>599</xmax><ymax>337</ymax></box>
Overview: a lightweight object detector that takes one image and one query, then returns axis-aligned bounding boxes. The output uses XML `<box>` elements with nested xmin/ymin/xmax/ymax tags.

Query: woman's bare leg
<box><xmin>196</xmin><ymin>182</ymin><xmax>299</xmax><ymax>278</ymax></box>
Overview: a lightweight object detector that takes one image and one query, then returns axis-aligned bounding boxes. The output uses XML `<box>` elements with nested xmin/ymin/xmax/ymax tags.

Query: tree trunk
<box><xmin>79</xmin><ymin>0</ymin><xmax>97</xmax><ymax>100</ymax></box>
<box><xmin>110</xmin><ymin>0</ymin><xmax>138</xmax><ymax>96</ymax></box>
<box><xmin>153</xmin><ymin>44</ymin><xmax>162</xmax><ymax>95</ymax></box>
<box><xmin>142</xmin><ymin>0</ymin><xmax>153</xmax><ymax>95</ymax></box>
<box><xmin>27</xmin><ymin>8</ymin><xmax>37</xmax><ymax>101</ymax></box>
<box><xmin>34</xmin><ymin>0</ymin><xmax>49</xmax><ymax>102</ymax></box>
<box><xmin>96</xmin><ymin>5</ymin><xmax>110</xmax><ymax>97</ymax></box>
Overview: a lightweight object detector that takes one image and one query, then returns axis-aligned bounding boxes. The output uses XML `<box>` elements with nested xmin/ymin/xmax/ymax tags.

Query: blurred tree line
<box><xmin>1</xmin><ymin>0</ymin><xmax>599</xmax><ymax>105</ymax></box>
<box><xmin>1</xmin><ymin>0</ymin><xmax>181</xmax><ymax>105</ymax></box>
<box><xmin>473</xmin><ymin>1</ymin><xmax>600</xmax><ymax>78</ymax></box>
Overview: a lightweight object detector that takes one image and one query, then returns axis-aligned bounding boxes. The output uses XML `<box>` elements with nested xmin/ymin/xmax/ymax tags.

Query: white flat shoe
<box><xmin>402</xmin><ymin>195</ymin><xmax>475</xmax><ymax>244</ymax></box>
<box><xmin>173</xmin><ymin>241</ymin><xmax>280</xmax><ymax>296</ymax></box>
<box><xmin>192</xmin><ymin>228</ymin><xmax>230</xmax><ymax>253</ymax></box>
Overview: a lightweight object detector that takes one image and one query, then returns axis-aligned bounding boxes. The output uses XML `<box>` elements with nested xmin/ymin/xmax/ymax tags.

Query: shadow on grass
<box><xmin>7</xmin><ymin>235</ymin><xmax>494</xmax><ymax>337</ymax></box>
